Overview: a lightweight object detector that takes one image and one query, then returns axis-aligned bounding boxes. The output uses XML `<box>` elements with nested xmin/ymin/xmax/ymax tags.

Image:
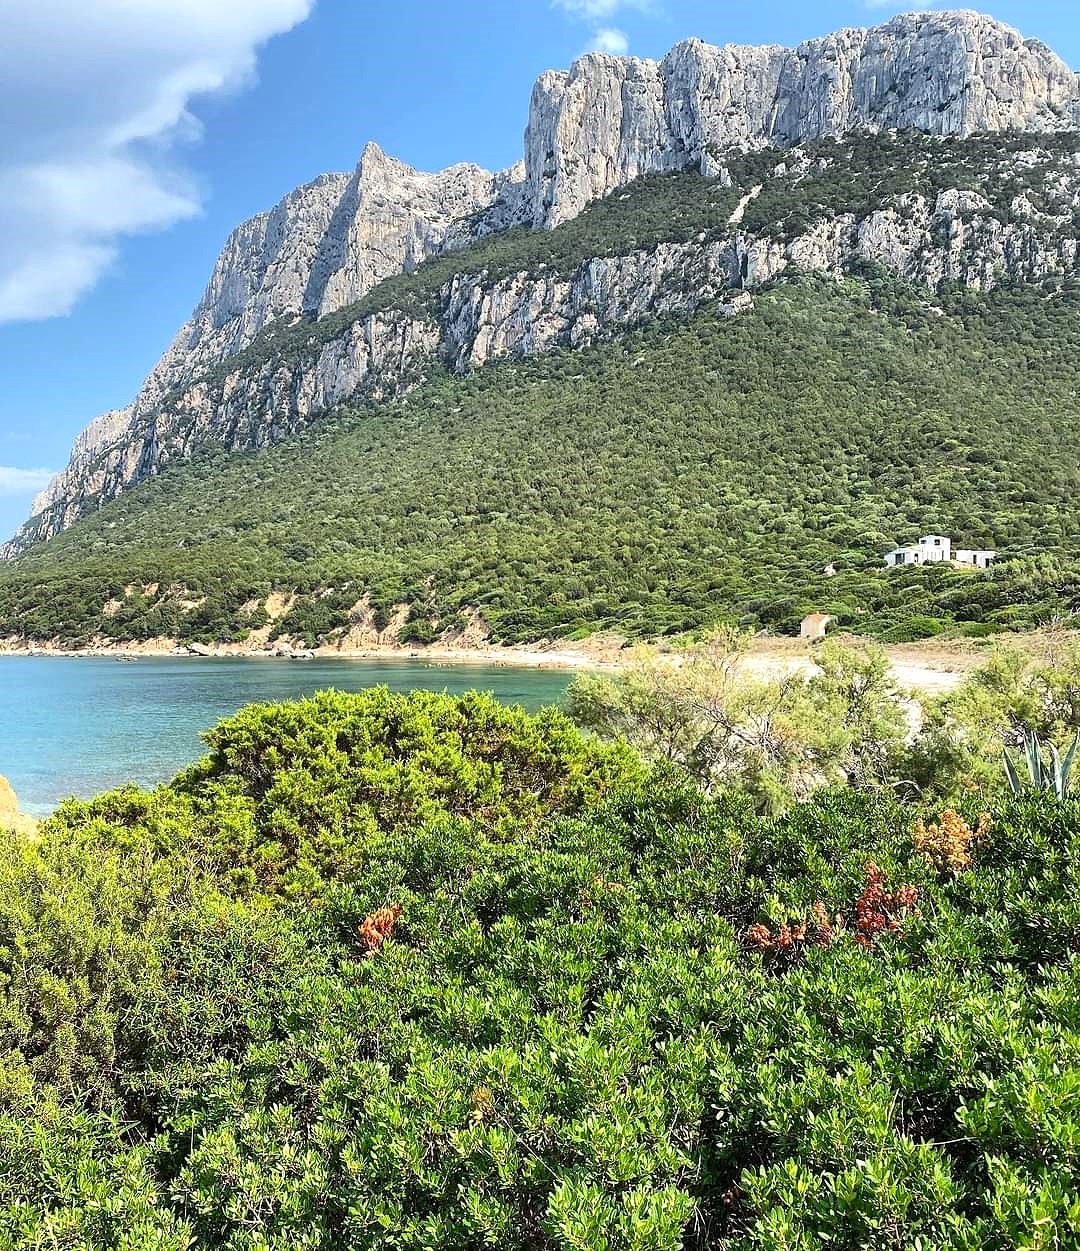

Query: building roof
<box><xmin>801</xmin><ymin>613</ymin><xmax>832</xmax><ymax>624</ymax></box>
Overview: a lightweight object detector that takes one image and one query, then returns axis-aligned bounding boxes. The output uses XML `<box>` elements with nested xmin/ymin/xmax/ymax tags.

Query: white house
<box><xmin>954</xmin><ymin>548</ymin><xmax>997</xmax><ymax>570</ymax></box>
<box><xmin>884</xmin><ymin>535</ymin><xmax>952</xmax><ymax>567</ymax></box>
<box><xmin>884</xmin><ymin>535</ymin><xmax>996</xmax><ymax>570</ymax></box>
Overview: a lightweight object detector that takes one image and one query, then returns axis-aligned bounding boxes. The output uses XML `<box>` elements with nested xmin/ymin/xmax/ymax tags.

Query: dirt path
<box><xmin>738</xmin><ymin>636</ymin><xmax>987</xmax><ymax>695</ymax></box>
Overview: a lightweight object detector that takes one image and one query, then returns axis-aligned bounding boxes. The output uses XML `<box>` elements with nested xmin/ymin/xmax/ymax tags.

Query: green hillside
<box><xmin>3</xmin><ymin>271</ymin><xmax>1080</xmax><ymax>647</ymax></box>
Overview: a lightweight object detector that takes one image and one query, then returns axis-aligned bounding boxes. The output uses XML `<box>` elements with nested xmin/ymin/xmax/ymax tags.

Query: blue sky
<box><xmin>0</xmin><ymin>0</ymin><xmax>1077</xmax><ymax>539</ymax></box>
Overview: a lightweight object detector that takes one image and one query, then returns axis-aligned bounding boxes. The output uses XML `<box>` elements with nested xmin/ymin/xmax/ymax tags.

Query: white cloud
<box><xmin>553</xmin><ymin>0</ymin><xmax>651</xmax><ymax>56</ymax></box>
<box><xmin>0</xmin><ymin>0</ymin><xmax>314</xmax><ymax>323</ymax></box>
<box><xmin>590</xmin><ymin>27</ymin><xmax>630</xmax><ymax>54</ymax></box>
<box><xmin>0</xmin><ymin>467</ymin><xmax>56</xmax><ymax>496</ymax></box>
<box><xmin>554</xmin><ymin>0</ymin><xmax>625</xmax><ymax>16</ymax></box>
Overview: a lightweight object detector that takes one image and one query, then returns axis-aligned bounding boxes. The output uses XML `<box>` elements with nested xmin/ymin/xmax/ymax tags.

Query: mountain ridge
<box><xmin>7</xmin><ymin>9</ymin><xmax>1080</xmax><ymax>557</ymax></box>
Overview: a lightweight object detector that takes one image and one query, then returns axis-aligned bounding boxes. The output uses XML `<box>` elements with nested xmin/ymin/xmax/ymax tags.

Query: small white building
<box><xmin>884</xmin><ymin>535</ymin><xmax>995</xmax><ymax>570</ymax></box>
<box><xmin>954</xmin><ymin>548</ymin><xmax>997</xmax><ymax>570</ymax></box>
<box><xmin>884</xmin><ymin>535</ymin><xmax>952</xmax><ymax>567</ymax></box>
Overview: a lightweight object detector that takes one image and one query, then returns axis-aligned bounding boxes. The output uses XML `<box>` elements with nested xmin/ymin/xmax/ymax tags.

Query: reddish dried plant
<box><xmin>747</xmin><ymin>863</ymin><xmax>920</xmax><ymax>956</ymax></box>
<box><xmin>359</xmin><ymin>903</ymin><xmax>402</xmax><ymax>956</ymax></box>
<box><xmin>852</xmin><ymin>862</ymin><xmax>920</xmax><ymax>949</ymax></box>
<box><xmin>747</xmin><ymin>904</ymin><xmax>842</xmax><ymax>954</ymax></box>
<box><xmin>913</xmin><ymin>809</ymin><xmax>991</xmax><ymax>873</ymax></box>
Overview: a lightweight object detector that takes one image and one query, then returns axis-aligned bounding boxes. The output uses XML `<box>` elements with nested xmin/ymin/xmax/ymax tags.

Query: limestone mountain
<box><xmin>5</xmin><ymin>8</ymin><xmax>1080</xmax><ymax>558</ymax></box>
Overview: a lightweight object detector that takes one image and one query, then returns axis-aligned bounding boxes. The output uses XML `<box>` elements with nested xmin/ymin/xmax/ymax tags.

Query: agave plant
<box><xmin>1003</xmin><ymin>726</ymin><xmax>1080</xmax><ymax>801</ymax></box>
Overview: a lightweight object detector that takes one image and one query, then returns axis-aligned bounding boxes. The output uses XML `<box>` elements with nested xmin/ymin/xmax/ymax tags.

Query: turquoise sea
<box><xmin>0</xmin><ymin>656</ymin><xmax>574</xmax><ymax>815</ymax></box>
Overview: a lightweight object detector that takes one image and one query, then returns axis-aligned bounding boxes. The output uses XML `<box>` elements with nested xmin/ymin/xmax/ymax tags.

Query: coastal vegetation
<box><xmin>3</xmin><ymin>653</ymin><xmax>1080</xmax><ymax>1247</ymax></box>
<box><xmin>4</xmin><ymin>275</ymin><xmax>1080</xmax><ymax>649</ymax></box>
<box><xmin>567</xmin><ymin>633</ymin><xmax>911</xmax><ymax>814</ymax></box>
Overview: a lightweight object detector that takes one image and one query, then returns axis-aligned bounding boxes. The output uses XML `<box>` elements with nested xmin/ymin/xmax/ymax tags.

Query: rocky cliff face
<box><xmin>9</xmin><ymin>10</ymin><xmax>1080</xmax><ymax>556</ymax></box>
<box><xmin>142</xmin><ymin>143</ymin><xmax>505</xmax><ymax>403</ymax></box>
<box><xmin>525</xmin><ymin>11</ymin><xmax>1080</xmax><ymax>225</ymax></box>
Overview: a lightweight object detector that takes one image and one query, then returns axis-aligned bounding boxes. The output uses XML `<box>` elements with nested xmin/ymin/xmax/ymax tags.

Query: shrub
<box><xmin>3</xmin><ymin>692</ymin><xmax>1080</xmax><ymax>1246</ymax></box>
<box><xmin>568</xmin><ymin>632</ymin><xmax>908</xmax><ymax>813</ymax></box>
<box><xmin>910</xmin><ymin>640</ymin><xmax>1080</xmax><ymax>799</ymax></box>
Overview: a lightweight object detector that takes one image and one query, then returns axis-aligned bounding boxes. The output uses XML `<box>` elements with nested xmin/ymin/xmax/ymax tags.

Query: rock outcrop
<box><xmin>141</xmin><ymin>143</ymin><xmax>503</xmax><ymax>403</ymax></box>
<box><xmin>444</xmin><ymin>182</ymin><xmax>1080</xmax><ymax>366</ymax></box>
<box><xmin>0</xmin><ymin>775</ymin><xmax>37</xmax><ymax>837</ymax></box>
<box><xmin>15</xmin><ymin>158</ymin><xmax>1078</xmax><ymax>556</ymax></box>
<box><xmin>8</xmin><ymin>10</ymin><xmax>1080</xmax><ymax>555</ymax></box>
<box><xmin>526</xmin><ymin>11</ymin><xmax>1080</xmax><ymax>225</ymax></box>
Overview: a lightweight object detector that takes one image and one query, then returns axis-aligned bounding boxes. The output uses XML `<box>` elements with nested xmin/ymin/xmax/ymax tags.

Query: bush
<box><xmin>567</xmin><ymin>631</ymin><xmax>908</xmax><ymax>813</ymax></box>
<box><xmin>909</xmin><ymin>639</ymin><xmax>1080</xmax><ymax>799</ymax></box>
<box><xmin>3</xmin><ymin>687</ymin><xmax>1080</xmax><ymax>1247</ymax></box>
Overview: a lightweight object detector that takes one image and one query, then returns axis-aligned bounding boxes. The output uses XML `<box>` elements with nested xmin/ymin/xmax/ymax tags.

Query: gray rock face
<box><xmin>527</xmin><ymin>11</ymin><xmax>1080</xmax><ymax>224</ymax></box>
<box><xmin>10</xmin><ymin>10</ymin><xmax>1080</xmax><ymax>554</ymax></box>
<box><xmin>9</xmin><ymin>310</ymin><xmax>441</xmax><ymax>553</ymax></box>
<box><xmin>306</xmin><ymin>143</ymin><xmax>500</xmax><ymax>318</ymax></box>
<box><xmin>28</xmin><ymin>405</ymin><xmax>135</xmax><ymax>528</ymax></box>
<box><xmin>444</xmin><ymin>182</ymin><xmax>1080</xmax><ymax>368</ymax></box>
<box><xmin>137</xmin><ymin>143</ymin><xmax>502</xmax><ymax>406</ymax></box>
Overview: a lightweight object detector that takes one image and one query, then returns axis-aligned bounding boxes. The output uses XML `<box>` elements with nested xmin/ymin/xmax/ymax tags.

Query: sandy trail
<box><xmin>739</xmin><ymin>647</ymin><xmax>974</xmax><ymax>696</ymax></box>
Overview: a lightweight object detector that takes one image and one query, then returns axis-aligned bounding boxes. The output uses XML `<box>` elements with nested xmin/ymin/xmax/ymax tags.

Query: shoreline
<box><xmin>0</xmin><ymin>630</ymin><xmax>1014</xmax><ymax>692</ymax></box>
<box><xmin>0</xmin><ymin>636</ymin><xmax>622</xmax><ymax>671</ymax></box>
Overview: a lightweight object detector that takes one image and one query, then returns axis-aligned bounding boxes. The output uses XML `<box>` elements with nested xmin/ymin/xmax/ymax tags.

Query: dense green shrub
<box><xmin>2</xmin><ymin>684</ymin><xmax>1080</xmax><ymax>1247</ymax></box>
<box><xmin>173</xmin><ymin>687</ymin><xmax>641</xmax><ymax>896</ymax></box>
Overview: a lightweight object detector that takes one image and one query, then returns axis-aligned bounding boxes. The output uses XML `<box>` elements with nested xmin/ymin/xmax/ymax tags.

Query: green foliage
<box><xmin>169</xmin><ymin>686</ymin><xmax>642</xmax><ymax>896</ymax></box>
<box><xmin>567</xmin><ymin>631</ymin><xmax>909</xmax><ymax>813</ymax></box>
<box><xmin>911</xmin><ymin>639</ymin><xmax>1080</xmax><ymax>799</ymax></box>
<box><xmin>7</xmin><ymin>275</ymin><xmax>1080</xmax><ymax>647</ymax></box>
<box><xmin>1003</xmin><ymin>725</ymin><xmax>1080</xmax><ymax>800</ymax></box>
<box><xmin>0</xmin><ymin>792</ymin><xmax>196</xmax><ymax>1103</ymax></box>
<box><xmin>3</xmin><ymin>680</ymin><xmax>1080</xmax><ymax>1245</ymax></box>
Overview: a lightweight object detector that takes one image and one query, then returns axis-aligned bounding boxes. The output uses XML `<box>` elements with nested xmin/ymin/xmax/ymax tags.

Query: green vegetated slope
<box><xmin>4</xmin><ymin>684</ymin><xmax>1080</xmax><ymax>1248</ymax></box>
<box><xmin>4</xmin><ymin>272</ymin><xmax>1080</xmax><ymax>646</ymax></box>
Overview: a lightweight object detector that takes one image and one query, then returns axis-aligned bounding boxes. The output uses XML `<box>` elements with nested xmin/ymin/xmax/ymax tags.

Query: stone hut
<box><xmin>800</xmin><ymin>613</ymin><xmax>833</xmax><ymax>642</ymax></box>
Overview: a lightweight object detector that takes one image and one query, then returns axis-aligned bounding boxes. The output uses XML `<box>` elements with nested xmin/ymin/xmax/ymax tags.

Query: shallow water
<box><xmin>0</xmin><ymin>655</ymin><xmax>574</xmax><ymax>815</ymax></box>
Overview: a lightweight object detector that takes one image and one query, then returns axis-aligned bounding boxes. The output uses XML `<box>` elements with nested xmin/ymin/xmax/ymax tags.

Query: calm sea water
<box><xmin>0</xmin><ymin>656</ymin><xmax>574</xmax><ymax>815</ymax></box>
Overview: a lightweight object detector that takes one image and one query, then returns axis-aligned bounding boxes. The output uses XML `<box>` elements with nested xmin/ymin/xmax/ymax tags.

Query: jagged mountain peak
<box><xmin>525</xmin><ymin>8</ymin><xmax>1080</xmax><ymax>226</ymax></box>
<box><xmin>8</xmin><ymin>9</ymin><xmax>1080</xmax><ymax>557</ymax></box>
